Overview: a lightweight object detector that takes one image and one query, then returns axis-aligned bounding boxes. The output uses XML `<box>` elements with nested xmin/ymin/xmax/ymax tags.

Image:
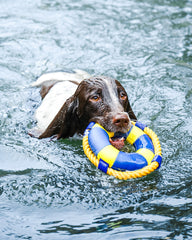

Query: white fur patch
<box><xmin>31</xmin><ymin>69</ymin><xmax>91</xmax><ymax>87</ymax></box>
<box><xmin>35</xmin><ymin>81</ymin><xmax>78</xmax><ymax>133</ymax></box>
<box><xmin>103</xmin><ymin>78</ymin><xmax>123</xmax><ymax>112</ymax></box>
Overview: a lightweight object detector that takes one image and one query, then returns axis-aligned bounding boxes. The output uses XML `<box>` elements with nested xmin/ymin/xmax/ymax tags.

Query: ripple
<box><xmin>0</xmin><ymin>0</ymin><xmax>192</xmax><ymax>239</ymax></box>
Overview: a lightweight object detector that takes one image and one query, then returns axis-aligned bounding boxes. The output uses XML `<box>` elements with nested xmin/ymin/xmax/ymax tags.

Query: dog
<box><xmin>30</xmin><ymin>70</ymin><xmax>137</xmax><ymax>148</ymax></box>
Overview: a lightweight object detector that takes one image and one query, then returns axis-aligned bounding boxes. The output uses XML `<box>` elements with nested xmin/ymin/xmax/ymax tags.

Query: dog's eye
<box><xmin>119</xmin><ymin>92</ymin><xmax>127</xmax><ymax>100</ymax></box>
<box><xmin>90</xmin><ymin>95</ymin><xmax>101</xmax><ymax>102</ymax></box>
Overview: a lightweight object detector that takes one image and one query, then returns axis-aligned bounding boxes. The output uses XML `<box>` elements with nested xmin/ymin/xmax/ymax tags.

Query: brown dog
<box><xmin>30</xmin><ymin>70</ymin><xmax>137</xmax><ymax>146</ymax></box>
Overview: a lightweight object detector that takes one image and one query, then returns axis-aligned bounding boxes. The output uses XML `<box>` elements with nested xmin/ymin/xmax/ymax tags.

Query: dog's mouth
<box><xmin>90</xmin><ymin>115</ymin><xmax>132</xmax><ymax>150</ymax></box>
<box><xmin>109</xmin><ymin>136</ymin><xmax>125</xmax><ymax>150</ymax></box>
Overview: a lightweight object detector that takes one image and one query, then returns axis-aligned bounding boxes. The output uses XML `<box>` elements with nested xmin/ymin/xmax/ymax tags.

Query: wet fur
<box><xmin>30</xmin><ymin>75</ymin><xmax>137</xmax><ymax>139</ymax></box>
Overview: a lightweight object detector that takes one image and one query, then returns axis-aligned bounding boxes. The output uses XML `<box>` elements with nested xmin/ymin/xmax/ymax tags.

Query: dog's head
<box><xmin>37</xmin><ymin>76</ymin><xmax>137</xmax><ymax>142</ymax></box>
<box><xmin>70</xmin><ymin>76</ymin><xmax>137</xmax><ymax>134</ymax></box>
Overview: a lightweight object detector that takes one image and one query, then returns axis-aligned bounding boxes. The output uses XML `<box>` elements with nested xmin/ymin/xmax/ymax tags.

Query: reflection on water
<box><xmin>0</xmin><ymin>0</ymin><xmax>192</xmax><ymax>239</ymax></box>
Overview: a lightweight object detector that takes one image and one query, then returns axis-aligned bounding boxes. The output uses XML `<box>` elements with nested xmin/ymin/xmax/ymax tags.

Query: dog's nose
<box><xmin>113</xmin><ymin>113</ymin><xmax>129</xmax><ymax>128</ymax></box>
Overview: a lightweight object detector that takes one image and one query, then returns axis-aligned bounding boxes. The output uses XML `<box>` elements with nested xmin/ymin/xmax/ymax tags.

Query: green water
<box><xmin>0</xmin><ymin>0</ymin><xmax>192</xmax><ymax>239</ymax></box>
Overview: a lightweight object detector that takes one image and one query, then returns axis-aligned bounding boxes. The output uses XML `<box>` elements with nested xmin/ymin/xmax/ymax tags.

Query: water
<box><xmin>0</xmin><ymin>0</ymin><xmax>192</xmax><ymax>239</ymax></box>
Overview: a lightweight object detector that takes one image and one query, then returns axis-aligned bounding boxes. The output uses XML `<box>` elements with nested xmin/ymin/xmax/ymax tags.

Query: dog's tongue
<box><xmin>109</xmin><ymin>137</ymin><xmax>125</xmax><ymax>150</ymax></box>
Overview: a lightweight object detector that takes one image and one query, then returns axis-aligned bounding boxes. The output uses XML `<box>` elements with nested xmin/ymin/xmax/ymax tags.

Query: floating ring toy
<box><xmin>83</xmin><ymin>121</ymin><xmax>162</xmax><ymax>180</ymax></box>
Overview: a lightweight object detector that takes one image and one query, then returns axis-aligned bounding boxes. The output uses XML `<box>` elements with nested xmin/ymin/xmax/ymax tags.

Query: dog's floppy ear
<box><xmin>126</xmin><ymin>100</ymin><xmax>137</xmax><ymax>121</ymax></box>
<box><xmin>38</xmin><ymin>96</ymin><xmax>80</xmax><ymax>139</ymax></box>
<box><xmin>57</xmin><ymin>96</ymin><xmax>80</xmax><ymax>139</ymax></box>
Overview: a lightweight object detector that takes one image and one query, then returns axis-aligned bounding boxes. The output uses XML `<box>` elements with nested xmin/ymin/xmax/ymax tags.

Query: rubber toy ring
<box><xmin>83</xmin><ymin>121</ymin><xmax>162</xmax><ymax>180</ymax></box>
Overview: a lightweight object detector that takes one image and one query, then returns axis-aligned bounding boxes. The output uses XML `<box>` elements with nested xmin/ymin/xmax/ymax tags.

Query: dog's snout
<box><xmin>113</xmin><ymin>113</ymin><xmax>129</xmax><ymax>129</ymax></box>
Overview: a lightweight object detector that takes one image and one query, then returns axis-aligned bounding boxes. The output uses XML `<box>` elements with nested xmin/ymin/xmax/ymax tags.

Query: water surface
<box><xmin>0</xmin><ymin>0</ymin><xmax>192</xmax><ymax>239</ymax></box>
